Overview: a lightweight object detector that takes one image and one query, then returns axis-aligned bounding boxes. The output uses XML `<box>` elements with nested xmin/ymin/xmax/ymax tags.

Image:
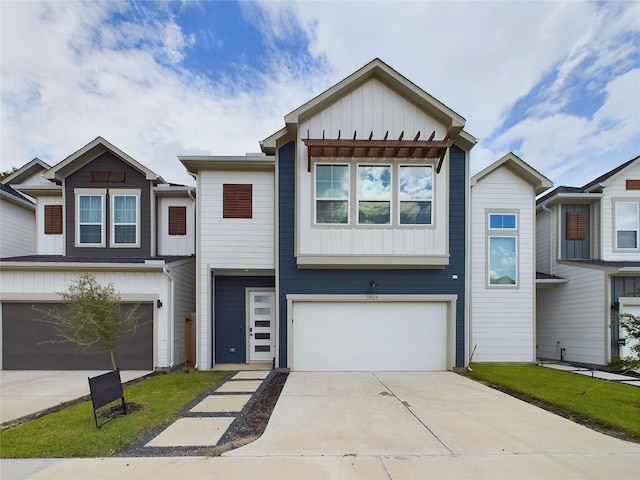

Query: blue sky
<box><xmin>1</xmin><ymin>1</ymin><xmax>638</xmax><ymax>188</ymax></box>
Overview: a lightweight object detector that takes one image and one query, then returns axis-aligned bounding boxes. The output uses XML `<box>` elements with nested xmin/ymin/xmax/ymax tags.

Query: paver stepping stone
<box><xmin>233</xmin><ymin>371</ymin><xmax>270</xmax><ymax>380</ymax></box>
<box><xmin>145</xmin><ymin>418</ymin><xmax>234</xmax><ymax>447</ymax></box>
<box><xmin>217</xmin><ymin>380</ymin><xmax>262</xmax><ymax>393</ymax></box>
<box><xmin>190</xmin><ymin>394</ymin><xmax>252</xmax><ymax>413</ymax></box>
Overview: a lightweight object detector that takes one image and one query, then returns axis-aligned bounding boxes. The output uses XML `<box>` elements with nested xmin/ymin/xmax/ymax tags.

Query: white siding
<box><xmin>36</xmin><ymin>196</ymin><xmax>64</xmax><ymax>255</ymax></box>
<box><xmin>0</xmin><ymin>199</ymin><xmax>35</xmax><ymax>257</ymax></box>
<box><xmin>297</xmin><ymin>77</ymin><xmax>449</xmax><ymax>260</ymax></box>
<box><xmin>536</xmin><ymin>264</ymin><xmax>607</xmax><ymax>364</ymax></box>
<box><xmin>167</xmin><ymin>259</ymin><xmax>196</xmax><ymax>365</ymax></box>
<box><xmin>157</xmin><ymin>197</ymin><xmax>195</xmax><ymax>256</ymax></box>
<box><xmin>0</xmin><ymin>269</ymin><xmax>172</xmax><ymax>368</ymax></box>
<box><xmin>471</xmin><ymin>167</ymin><xmax>536</xmax><ymax>362</ymax></box>
<box><xmin>600</xmin><ymin>163</ymin><xmax>640</xmax><ymax>261</ymax></box>
<box><xmin>199</xmin><ymin>170</ymin><xmax>274</xmax><ymax>269</ymax></box>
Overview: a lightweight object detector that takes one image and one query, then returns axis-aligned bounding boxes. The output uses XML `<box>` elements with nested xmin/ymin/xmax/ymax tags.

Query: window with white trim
<box><xmin>77</xmin><ymin>192</ymin><xmax>105</xmax><ymax>246</ymax></box>
<box><xmin>615</xmin><ymin>201</ymin><xmax>639</xmax><ymax>249</ymax></box>
<box><xmin>111</xmin><ymin>193</ymin><xmax>139</xmax><ymax>246</ymax></box>
<box><xmin>488</xmin><ymin>212</ymin><xmax>518</xmax><ymax>286</ymax></box>
<box><xmin>315</xmin><ymin>164</ymin><xmax>349</xmax><ymax>224</ymax></box>
<box><xmin>358</xmin><ymin>165</ymin><xmax>391</xmax><ymax>224</ymax></box>
<box><xmin>399</xmin><ymin>165</ymin><xmax>432</xmax><ymax>225</ymax></box>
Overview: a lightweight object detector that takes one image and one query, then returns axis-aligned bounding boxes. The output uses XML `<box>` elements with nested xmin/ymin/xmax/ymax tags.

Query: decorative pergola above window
<box><xmin>302</xmin><ymin>130</ymin><xmax>453</xmax><ymax>173</ymax></box>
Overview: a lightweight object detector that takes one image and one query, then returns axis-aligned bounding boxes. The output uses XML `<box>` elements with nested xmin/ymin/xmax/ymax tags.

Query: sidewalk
<box><xmin>539</xmin><ymin>362</ymin><xmax>640</xmax><ymax>387</ymax></box>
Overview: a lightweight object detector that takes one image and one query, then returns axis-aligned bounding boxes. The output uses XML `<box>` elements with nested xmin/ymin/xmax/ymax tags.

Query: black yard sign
<box><xmin>88</xmin><ymin>369</ymin><xmax>127</xmax><ymax>428</ymax></box>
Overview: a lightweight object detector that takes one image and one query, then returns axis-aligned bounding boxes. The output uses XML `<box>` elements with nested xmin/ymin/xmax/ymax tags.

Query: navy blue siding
<box><xmin>277</xmin><ymin>142</ymin><xmax>468</xmax><ymax>368</ymax></box>
<box><xmin>214</xmin><ymin>275</ymin><xmax>275</xmax><ymax>364</ymax></box>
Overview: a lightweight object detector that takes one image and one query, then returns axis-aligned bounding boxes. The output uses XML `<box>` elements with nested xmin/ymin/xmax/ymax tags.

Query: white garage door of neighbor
<box><xmin>292</xmin><ymin>301</ymin><xmax>448</xmax><ymax>371</ymax></box>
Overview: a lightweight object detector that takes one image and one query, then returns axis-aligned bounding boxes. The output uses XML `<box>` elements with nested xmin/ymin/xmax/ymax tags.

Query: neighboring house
<box><xmin>0</xmin><ymin>137</ymin><xmax>196</xmax><ymax>370</ymax></box>
<box><xmin>0</xmin><ymin>159</ymin><xmax>51</xmax><ymax>258</ymax></box>
<box><xmin>470</xmin><ymin>153</ymin><xmax>552</xmax><ymax>363</ymax></box>
<box><xmin>536</xmin><ymin>155</ymin><xmax>640</xmax><ymax>366</ymax></box>
<box><xmin>183</xmin><ymin>58</ymin><xmax>484</xmax><ymax>371</ymax></box>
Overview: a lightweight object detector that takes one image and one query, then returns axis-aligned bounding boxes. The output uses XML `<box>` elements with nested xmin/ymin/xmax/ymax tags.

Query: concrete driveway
<box><xmin>0</xmin><ymin>370</ymin><xmax>151</xmax><ymax>424</ymax></box>
<box><xmin>226</xmin><ymin>371</ymin><xmax>640</xmax><ymax>476</ymax></box>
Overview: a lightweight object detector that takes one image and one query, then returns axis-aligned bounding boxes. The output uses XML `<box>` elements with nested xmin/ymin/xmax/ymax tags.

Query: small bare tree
<box><xmin>35</xmin><ymin>273</ymin><xmax>141</xmax><ymax>370</ymax></box>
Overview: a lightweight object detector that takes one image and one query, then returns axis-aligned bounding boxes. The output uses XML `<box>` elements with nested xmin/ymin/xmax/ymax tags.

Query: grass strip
<box><xmin>467</xmin><ymin>363</ymin><xmax>640</xmax><ymax>439</ymax></box>
<box><xmin>0</xmin><ymin>370</ymin><xmax>230</xmax><ymax>458</ymax></box>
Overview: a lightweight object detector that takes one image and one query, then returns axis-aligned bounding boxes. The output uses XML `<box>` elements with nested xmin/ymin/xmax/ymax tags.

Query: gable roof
<box><xmin>262</xmin><ymin>58</ymin><xmax>476</xmax><ymax>153</ymax></box>
<box><xmin>1</xmin><ymin>158</ymin><xmax>51</xmax><ymax>186</ymax></box>
<box><xmin>44</xmin><ymin>137</ymin><xmax>164</xmax><ymax>184</ymax></box>
<box><xmin>537</xmin><ymin>155</ymin><xmax>639</xmax><ymax>205</ymax></box>
<box><xmin>471</xmin><ymin>152</ymin><xmax>552</xmax><ymax>195</ymax></box>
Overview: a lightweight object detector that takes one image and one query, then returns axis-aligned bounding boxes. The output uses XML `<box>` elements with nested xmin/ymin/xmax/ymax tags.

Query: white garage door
<box><xmin>291</xmin><ymin>300</ymin><xmax>448</xmax><ymax>371</ymax></box>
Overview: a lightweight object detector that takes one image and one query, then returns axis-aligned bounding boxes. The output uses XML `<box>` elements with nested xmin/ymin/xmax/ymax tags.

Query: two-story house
<box><xmin>536</xmin><ymin>156</ymin><xmax>640</xmax><ymax>366</ymax></box>
<box><xmin>183</xmin><ymin>58</ymin><xmax>493</xmax><ymax>371</ymax></box>
<box><xmin>0</xmin><ymin>137</ymin><xmax>196</xmax><ymax>370</ymax></box>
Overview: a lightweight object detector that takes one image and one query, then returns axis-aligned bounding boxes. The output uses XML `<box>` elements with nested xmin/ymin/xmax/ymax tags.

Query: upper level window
<box><xmin>111</xmin><ymin>194</ymin><xmax>139</xmax><ymax>246</ymax></box>
<box><xmin>489</xmin><ymin>213</ymin><xmax>517</xmax><ymax>229</ymax></box>
<box><xmin>399</xmin><ymin>165</ymin><xmax>432</xmax><ymax>225</ymax></box>
<box><xmin>77</xmin><ymin>193</ymin><xmax>104</xmax><ymax>246</ymax></box>
<box><xmin>487</xmin><ymin>211</ymin><xmax>518</xmax><ymax>287</ymax></box>
<box><xmin>316</xmin><ymin>164</ymin><xmax>349</xmax><ymax>224</ymax></box>
<box><xmin>615</xmin><ymin>201</ymin><xmax>639</xmax><ymax>249</ymax></box>
<box><xmin>358</xmin><ymin>165</ymin><xmax>391</xmax><ymax>224</ymax></box>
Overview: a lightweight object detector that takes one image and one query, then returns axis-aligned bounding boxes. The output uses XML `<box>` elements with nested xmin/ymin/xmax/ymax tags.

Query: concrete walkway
<box><xmin>2</xmin><ymin>371</ymin><xmax>640</xmax><ymax>479</ymax></box>
<box><xmin>0</xmin><ymin>370</ymin><xmax>151</xmax><ymax>424</ymax></box>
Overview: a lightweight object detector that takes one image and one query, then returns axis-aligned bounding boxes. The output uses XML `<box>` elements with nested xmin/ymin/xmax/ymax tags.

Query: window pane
<box><xmin>114</xmin><ymin>225</ymin><xmax>136</xmax><ymax>244</ymax></box>
<box><xmin>489</xmin><ymin>236</ymin><xmax>517</xmax><ymax>285</ymax></box>
<box><xmin>254</xmin><ymin>295</ymin><xmax>271</xmax><ymax>303</ymax></box>
<box><xmin>616</xmin><ymin>203</ymin><xmax>638</xmax><ymax>230</ymax></box>
<box><xmin>358</xmin><ymin>165</ymin><xmax>391</xmax><ymax>199</ymax></box>
<box><xmin>79</xmin><ymin>196</ymin><xmax>101</xmax><ymax>223</ymax></box>
<box><xmin>617</xmin><ymin>231</ymin><xmax>638</xmax><ymax>249</ymax></box>
<box><xmin>114</xmin><ymin>196</ymin><xmax>136</xmax><ymax>223</ymax></box>
<box><xmin>317</xmin><ymin>200</ymin><xmax>348</xmax><ymax>224</ymax></box>
<box><xmin>359</xmin><ymin>201</ymin><xmax>390</xmax><ymax>224</ymax></box>
<box><xmin>316</xmin><ymin>165</ymin><xmax>349</xmax><ymax>199</ymax></box>
<box><xmin>399</xmin><ymin>166</ymin><xmax>432</xmax><ymax>200</ymax></box>
<box><xmin>400</xmin><ymin>201</ymin><xmax>431</xmax><ymax>224</ymax></box>
<box><xmin>80</xmin><ymin>225</ymin><xmax>101</xmax><ymax>244</ymax></box>
<box><xmin>489</xmin><ymin>214</ymin><xmax>517</xmax><ymax>229</ymax></box>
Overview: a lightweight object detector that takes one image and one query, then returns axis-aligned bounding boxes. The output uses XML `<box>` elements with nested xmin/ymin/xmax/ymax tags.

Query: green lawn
<box><xmin>0</xmin><ymin>371</ymin><xmax>230</xmax><ymax>458</ymax></box>
<box><xmin>467</xmin><ymin>363</ymin><xmax>640</xmax><ymax>439</ymax></box>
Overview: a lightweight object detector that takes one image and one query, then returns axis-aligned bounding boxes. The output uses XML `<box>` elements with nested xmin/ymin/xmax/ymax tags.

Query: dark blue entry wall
<box><xmin>214</xmin><ymin>275</ymin><xmax>275</xmax><ymax>364</ymax></box>
<box><xmin>277</xmin><ymin>141</ymin><xmax>468</xmax><ymax>368</ymax></box>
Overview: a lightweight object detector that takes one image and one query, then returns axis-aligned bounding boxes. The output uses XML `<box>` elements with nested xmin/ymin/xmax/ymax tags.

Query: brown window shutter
<box><xmin>90</xmin><ymin>170</ymin><xmax>108</xmax><ymax>182</ymax></box>
<box><xmin>223</xmin><ymin>184</ymin><xmax>252</xmax><ymax>218</ymax></box>
<box><xmin>44</xmin><ymin>205</ymin><xmax>63</xmax><ymax>234</ymax></box>
<box><xmin>626</xmin><ymin>180</ymin><xmax>640</xmax><ymax>190</ymax></box>
<box><xmin>168</xmin><ymin>206</ymin><xmax>187</xmax><ymax>235</ymax></box>
<box><xmin>108</xmin><ymin>171</ymin><xmax>125</xmax><ymax>182</ymax></box>
<box><xmin>566</xmin><ymin>211</ymin><xmax>585</xmax><ymax>240</ymax></box>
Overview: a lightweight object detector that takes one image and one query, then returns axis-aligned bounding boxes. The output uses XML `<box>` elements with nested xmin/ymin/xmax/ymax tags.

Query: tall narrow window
<box><xmin>112</xmin><ymin>195</ymin><xmax>138</xmax><ymax>245</ymax></box>
<box><xmin>358</xmin><ymin>165</ymin><xmax>391</xmax><ymax>224</ymax></box>
<box><xmin>399</xmin><ymin>165</ymin><xmax>432</xmax><ymax>224</ymax></box>
<box><xmin>223</xmin><ymin>184</ymin><xmax>252</xmax><ymax>218</ymax></box>
<box><xmin>44</xmin><ymin>205</ymin><xmax>63</xmax><ymax>234</ymax></box>
<box><xmin>168</xmin><ymin>206</ymin><xmax>187</xmax><ymax>235</ymax></box>
<box><xmin>78</xmin><ymin>195</ymin><xmax>104</xmax><ymax>245</ymax></box>
<box><xmin>315</xmin><ymin>164</ymin><xmax>349</xmax><ymax>224</ymax></box>
<box><xmin>488</xmin><ymin>212</ymin><xmax>518</xmax><ymax>286</ymax></box>
<box><xmin>615</xmin><ymin>202</ymin><xmax>639</xmax><ymax>249</ymax></box>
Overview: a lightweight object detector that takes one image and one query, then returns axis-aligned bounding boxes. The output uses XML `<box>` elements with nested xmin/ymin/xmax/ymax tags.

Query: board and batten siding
<box><xmin>536</xmin><ymin>264</ymin><xmax>606</xmax><ymax>364</ymax></box>
<box><xmin>0</xmin><ymin>199</ymin><xmax>35</xmax><ymax>258</ymax></box>
<box><xmin>600</xmin><ymin>162</ymin><xmax>640</xmax><ymax>261</ymax></box>
<box><xmin>37</xmin><ymin>196</ymin><xmax>64</xmax><ymax>255</ymax></box>
<box><xmin>471</xmin><ymin>167</ymin><xmax>536</xmax><ymax>362</ymax></box>
<box><xmin>536</xmin><ymin>206</ymin><xmax>554</xmax><ymax>274</ymax></box>
<box><xmin>157</xmin><ymin>197</ymin><xmax>195</xmax><ymax>256</ymax></box>
<box><xmin>296</xmin><ymin>77</ymin><xmax>449</xmax><ymax>259</ymax></box>
<box><xmin>0</xmin><ymin>269</ymin><xmax>172</xmax><ymax>368</ymax></box>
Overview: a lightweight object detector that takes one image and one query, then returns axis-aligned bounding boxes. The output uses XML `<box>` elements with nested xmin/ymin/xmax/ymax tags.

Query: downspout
<box><xmin>162</xmin><ymin>265</ymin><xmax>175</xmax><ymax>368</ymax></box>
<box><xmin>541</xmin><ymin>204</ymin><xmax>553</xmax><ymax>276</ymax></box>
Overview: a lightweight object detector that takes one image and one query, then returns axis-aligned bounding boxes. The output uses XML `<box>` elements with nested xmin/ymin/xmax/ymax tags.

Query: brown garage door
<box><xmin>2</xmin><ymin>303</ymin><xmax>153</xmax><ymax>370</ymax></box>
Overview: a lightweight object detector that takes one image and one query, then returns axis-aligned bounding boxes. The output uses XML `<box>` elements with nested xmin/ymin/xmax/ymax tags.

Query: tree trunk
<box><xmin>109</xmin><ymin>350</ymin><xmax>117</xmax><ymax>371</ymax></box>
